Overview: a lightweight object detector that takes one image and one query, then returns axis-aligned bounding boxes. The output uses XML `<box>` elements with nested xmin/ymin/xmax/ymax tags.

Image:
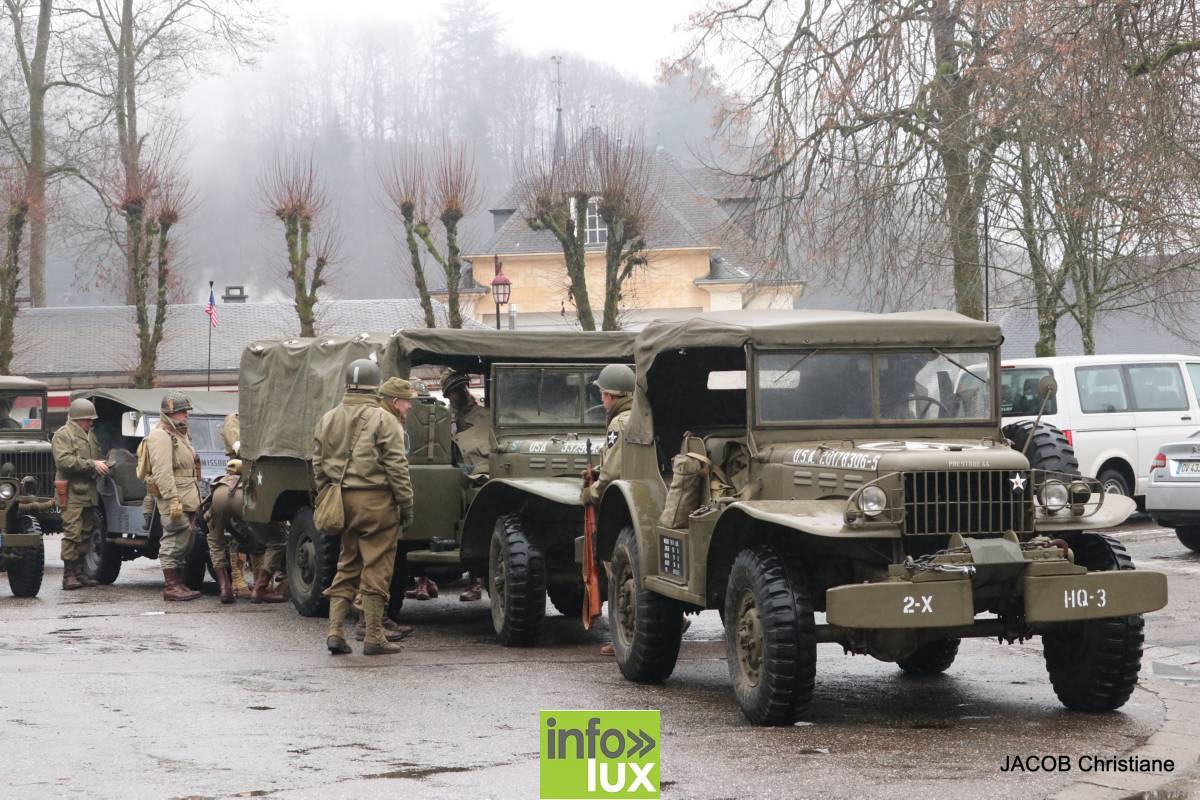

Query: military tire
<box><xmin>1003</xmin><ymin>421</ymin><xmax>1079</xmax><ymax>475</ymax></box>
<box><xmin>1175</xmin><ymin>525</ymin><xmax>1200</xmax><ymax>553</ymax></box>
<box><xmin>897</xmin><ymin>638</ymin><xmax>960</xmax><ymax>675</ymax></box>
<box><xmin>725</xmin><ymin>546</ymin><xmax>816</xmax><ymax>726</ymax></box>
<box><xmin>488</xmin><ymin>513</ymin><xmax>546</xmax><ymax>647</ymax></box>
<box><xmin>610</xmin><ymin>526</ymin><xmax>683</xmax><ymax>684</ymax></box>
<box><xmin>286</xmin><ymin>507</ymin><xmax>339</xmax><ymax>617</ymax></box>
<box><xmin>183</xmin><ymin>531</ymin><xmax>210</xmax><ymax>592</ymax></box>
<box><xmin>386</xmin><ymin>546</ymin><xmax>408</xmax><ymax>621</ymax></box>
<box><xmin>1042</xmin><ymin>533</ymin><xmax>1144</xmax><ymax>712</ymax></box>
<box><xmin>83</xmin><ymin>507</ymin><xmax>121</xmax><ymax>585</ymax></box>
<box><xmin>548</xmin><ymin>579</ymin><xmax>585</xmax><ymax>618</ymax></box>
<box><xmin>6</xmin><ymin>516</ymin><xmax>44</xmax><ymax>597</ymax></box>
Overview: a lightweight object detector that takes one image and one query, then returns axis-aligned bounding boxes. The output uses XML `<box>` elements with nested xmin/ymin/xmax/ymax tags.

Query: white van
<box><xmin>1001</xmin><ymin>355</ymin><xmax>1200</xmax><ymax>498</ymax></box>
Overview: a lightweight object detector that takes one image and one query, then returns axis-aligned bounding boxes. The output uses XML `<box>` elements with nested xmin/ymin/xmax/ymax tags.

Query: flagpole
<box><xmin>207</xmin><ymin>280</ymin><xmax>213</xmax><ymax>391</ymax></box>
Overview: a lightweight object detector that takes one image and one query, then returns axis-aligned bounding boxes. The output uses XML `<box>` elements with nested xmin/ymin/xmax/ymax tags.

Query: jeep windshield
<box><xmin>0</xmin><ymin>392</ymin><xmax>46</xmax><ymax>433</ymax></box>
<box><xmin>493</xmin><ymin>365</ymin><xmax>606</xmax><ymax>427</ymax></box>
<box><xmin>755</xmin><ymin>349</ymin><xmax>994</xmax><ymax>424</ymax></box>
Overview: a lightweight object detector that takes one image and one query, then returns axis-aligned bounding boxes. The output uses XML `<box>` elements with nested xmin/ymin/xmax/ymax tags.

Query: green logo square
<box><xmin>539</xmin><ymin>709</ymin><xmax>660</xmax><ymax>799</ymax></box>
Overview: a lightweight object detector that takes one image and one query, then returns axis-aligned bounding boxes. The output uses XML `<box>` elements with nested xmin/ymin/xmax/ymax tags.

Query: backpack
<box><xmin>135</xmin><ymin>438</ymin><xmax>159</xmax><ymax>497</ymax></box>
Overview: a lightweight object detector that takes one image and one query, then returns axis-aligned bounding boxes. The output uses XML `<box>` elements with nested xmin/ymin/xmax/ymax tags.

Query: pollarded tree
<box><xmin>0</xmin><ymin>163</ymin><xmax>31</xmax><ymax>373</ymax></box>
<box><xmin>380</xmin><ymin>148</ymin><xmax>436</xmax><ymax>328</ymax></box>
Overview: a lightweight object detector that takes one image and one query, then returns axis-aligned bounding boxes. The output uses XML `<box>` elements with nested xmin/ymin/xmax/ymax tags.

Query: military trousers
<box><xmin>60</xmin><ymin>500</ymin><xmax>95</xmax><ymax>562</ymax></box>
<box><xmin>205</xmin><ymin>479</ymin><xmax>240</xmax><ymax>569</ymax></box>
<box><xmin>159</xmin><ymin>510</ymin><xmax>195</xmax><ymax>571</ymax></box>
<box><xmin>323</xmin><ymin>487</ymin><xmax>400</xmax><ymax>603</ymax></box>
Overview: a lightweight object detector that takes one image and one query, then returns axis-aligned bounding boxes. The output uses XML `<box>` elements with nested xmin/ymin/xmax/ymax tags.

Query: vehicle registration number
<box><xmin>1063</xmin><ymin>587</ymin><xmax>1107</xmax><ymax>609</ymax></box>
<box><xmin>1181</xmin><ymin>462</ymin><xmax>1200</xmax><ymax>474</ymax></box>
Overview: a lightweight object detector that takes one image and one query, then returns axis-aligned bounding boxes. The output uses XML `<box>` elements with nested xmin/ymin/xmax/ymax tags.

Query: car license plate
<box><xmin>1181</xmin><ymin>462</ymin><xmax>1200</xmax><ymax>474</ymax></box>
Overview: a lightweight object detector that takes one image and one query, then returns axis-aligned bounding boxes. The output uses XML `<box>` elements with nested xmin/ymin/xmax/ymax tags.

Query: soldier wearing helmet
<box><xmin>437</xmin><ymin>370</ymin><xmax>493</xmax><ymax>603</ymax></box>
<box><xmin>145</xmin><ymin>390</ymin><xmax>203</xmax><ymax>601</ymax></box>
<box><xmin>581</xmin><ymin>364</ymin><xmax>635</xmax><ymax>506</ymax></box>
<box><xmin>313</xmin><ymin>358</ymin><xmax>413</xmax><ymax>656</ymax></box>
<box><xmin>51</xmin><ymin>397</ymin><xmax>109</xmax><ymax>590</ymax></box>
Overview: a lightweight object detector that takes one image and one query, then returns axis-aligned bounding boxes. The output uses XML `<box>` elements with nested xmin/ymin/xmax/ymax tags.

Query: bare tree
<box><xmin>0</xmin><ymin>163</ymin><xmax>30</xmax><ymax>373</ymax></box>
<box><xmin>380</xmin><ymin>148</ymin><xmax>436</xmax><ymax>328</ymax></box>
<box><xmin>591</xmin><ymin>130</ymin><xmax>655</xmax><ymax>330</ymax></box>
<box><xmin>413</xmin><ymin>141</ymin><xmax>478</xmax><ymax>329</ymax></box>
<box><xmin>262</xmin><ymin>154</ymin><xmax>336</xmax><ymax>337</ymax></box>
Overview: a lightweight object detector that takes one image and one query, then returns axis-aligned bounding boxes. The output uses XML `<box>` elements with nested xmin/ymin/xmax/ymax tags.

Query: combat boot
<box><xmin>250</xmin><ymin>569</ymin><xmax>286</xmax><ymax>603</ymax></box>
<box><xmin>162</xmin><ymin>568</ymin><xmax>201</xmax><ymax>601</ymax></box>
<box><xmin>326</xmin><ymin>596</ymin><xmax>352</xmax><ymax>655</ymax></box>
<box><xmin>75</xmin><ymin>550</ymin><xmax>98</xmax><ymax>587</ymax></box>
<box><xmin>61</xmin><ymin>559</ymin><xmax>84</xmax><ymax>591</ymax></box>
<box><xmin>230</xmin><ymin>552</ymin><xmax>250</xmax><ymax>598</ymax></box>
<box><xmin>362</xmin><ymin>595</ymin><xmax>403</xmax><ymax>656</ymax></box>
<box><xmin>354</xmin><ymin>616</ymin><xmax>413</xmax><ymax>642</ymax></box>
<box><xmin>458</xmin><ymin>574</ymin><xmax>483</xmax><ymax>602</ymax></box>
<box><xmin>215</xmin><ymin>563</ymin><xmax>234</xmax><ymax>604</ymax></box>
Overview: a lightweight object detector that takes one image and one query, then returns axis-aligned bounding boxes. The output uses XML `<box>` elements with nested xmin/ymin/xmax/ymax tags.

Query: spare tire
<box><xmin>1003</xmin><ymin>420</ymin><xmax>1079</xmax><ymax>476</ymax></box>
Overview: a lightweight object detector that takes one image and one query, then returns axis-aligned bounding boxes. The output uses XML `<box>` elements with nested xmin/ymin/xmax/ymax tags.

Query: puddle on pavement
<box><xmin>362</xmin><ymin>763</ymin><xmax>474</xmax><ymax>780</ymax></box>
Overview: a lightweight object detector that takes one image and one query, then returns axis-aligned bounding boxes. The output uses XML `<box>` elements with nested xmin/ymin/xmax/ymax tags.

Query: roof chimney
<box><xmin>222</xmin><ymin>285</ymin><xmax>248</xmax><ymax>304</ymax></box>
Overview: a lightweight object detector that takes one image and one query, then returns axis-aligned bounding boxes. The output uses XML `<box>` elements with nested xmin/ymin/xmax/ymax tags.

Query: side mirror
<box><xmin>1037</xmin><ymin>375</ymin><xmax>1058</xmax><ymax>401</ymax></box>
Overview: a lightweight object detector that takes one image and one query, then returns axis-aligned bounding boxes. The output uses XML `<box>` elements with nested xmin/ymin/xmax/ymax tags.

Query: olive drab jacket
<box><xmin>452</xmin><ymin>400</ymin><xmax>492</xmax><ymax>475</ymax></box>
<box><xmin>221</xmin><ymin>412</ymin><xmax>240</xmax><ymax>458</ymax></box>
<box><xmin>584</xmin><ymin>394</ymin><xmax>633</xmax><ymax>504</ymax></box>
<box><xmin>51</xmin><ymin>420</ymin><xmax>102</xmax><ymax>505</ymax></box>
<box><xmin>312</xmin><ymin>392</ymin><xmax>413</xmax><ymax>515</ymax></box>
<box><xmin>146</xmin><ymin>421</ymin><xmax>201</xmax><ymax>512</ymax></box>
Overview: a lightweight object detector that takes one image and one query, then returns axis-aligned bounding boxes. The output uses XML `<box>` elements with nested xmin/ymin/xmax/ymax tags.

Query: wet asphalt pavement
<box><xmin>2</xmin><ymin>520</ymin><xmax>1198</xmax><ymax>800</ymax></box>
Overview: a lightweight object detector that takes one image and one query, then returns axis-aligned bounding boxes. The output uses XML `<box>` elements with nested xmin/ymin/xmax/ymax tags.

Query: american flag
<box><xmin>204</xmin><ymin>287</ymin><xmax>218</xmax><ymax>328</ymax></box>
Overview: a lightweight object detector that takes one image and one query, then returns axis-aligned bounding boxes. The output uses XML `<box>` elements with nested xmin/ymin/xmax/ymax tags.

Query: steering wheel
<box><xmin>882</xmin><ymin>394</ymin><xmax>950</xmax><ymax>418</ymax></box>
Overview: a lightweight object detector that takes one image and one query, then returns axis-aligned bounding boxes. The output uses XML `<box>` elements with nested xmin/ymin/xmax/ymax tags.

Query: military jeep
<box><xmin>237</xmin><ymin>329</ymin><xmax>637</xmax><ymax>645</ymax></box>
<box><xmin>594</xmin><ymin>310</ymin><xmax>1168</xmax><ymax>725</ymax></box>
<box><xmin>0</xmin><ymin>376</ymin><xmax>58</xmax><ymax>597</ymax></box>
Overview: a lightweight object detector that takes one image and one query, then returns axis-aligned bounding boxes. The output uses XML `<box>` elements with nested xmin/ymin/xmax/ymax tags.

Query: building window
<box><xmin>585</xmin><ymin>198</ymin><xmax>606</xmax><ymax>245</ymax></box>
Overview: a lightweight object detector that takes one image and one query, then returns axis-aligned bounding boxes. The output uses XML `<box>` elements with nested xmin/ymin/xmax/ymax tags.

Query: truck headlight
<box><xmin>0</xmin><ymin>481</ymin><xmax>16</xmax><ymax>500</ymax></box>
<box><xmin>858</xmin><ymin>485</ymin><xmax>888</xmax><ymax>517</ymax></box>
<box><xmin>1039</xmin><ymin>480</ymin><xmax>1069</xmax><ymax>512</ymax></box>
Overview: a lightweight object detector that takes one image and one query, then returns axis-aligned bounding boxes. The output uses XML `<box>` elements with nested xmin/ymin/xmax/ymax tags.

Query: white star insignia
<box><xmin>1010</xmin><ymin>473</ymin><xmax>1026</xmax><ymax>492</ymax></box>
<box><xmin>607</xmin><ymin>431</ymin><xmax>618</xmax><ymax>447</ymax></box>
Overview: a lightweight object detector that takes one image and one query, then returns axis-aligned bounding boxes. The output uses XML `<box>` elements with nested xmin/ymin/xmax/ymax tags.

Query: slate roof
<box><xmin>997</xmin><ymin>306</ymin><xmax>1200</xmax><ymax>359</ymax></box>
<box><xmin>12</xmin><ymin>297</ymin><xmax>479</xmax><ymax>385</ymax></box>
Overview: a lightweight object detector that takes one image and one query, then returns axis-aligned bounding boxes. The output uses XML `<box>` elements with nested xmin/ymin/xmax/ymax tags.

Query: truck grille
<box><xmin>902</xmin><ymin>470</ymin><xmax>1034</xmax><ymax>536</ymax></box>
<box><xmin>4</xmin><ymin>449</ymin><xmax>56</xmax><ymax>497</ymax></box>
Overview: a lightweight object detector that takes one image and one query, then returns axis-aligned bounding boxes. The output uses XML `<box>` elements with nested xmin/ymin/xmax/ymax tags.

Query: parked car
<box><xmin>81</xmin><ymin>388</ymin><xmax>238</xmax><ymax>587</ymax></box>
<box><xmin>1001</xmin><ymin>355</ymin><xmax>1200</xmax><ymax>499</ymax></box>
<box><xmin>1147</xmin><ymin>430</ymin><xmax>1200</xmax><ymax>551</ymax></box>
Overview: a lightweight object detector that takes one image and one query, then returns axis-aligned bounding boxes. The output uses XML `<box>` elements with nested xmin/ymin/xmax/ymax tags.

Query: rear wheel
<box><xmin>724</xmin><ymin>546</ymin><xmax>816</xmax><ymax>726</ymax></box>
<box><xmin>897</xmin><ymin>638</ymin><xmax>960</xmax><ymax>675</ymax></box>
<box><xmin>1042</xmin><ymin>533</ymin><xmax>1144</xmax><ymax>712</ymax></box>
<box><xmin>488</xmin><ymin>513</ymin><xmax>546</xmax><ymax>646</ymax></box>
<box><xmin>1098</xmin><ymin>467</ymin><xmax>1133</xmax><ymax>499</ymax></box>
<box><xmin>610</xmin><ymin>526</ymin><xmax>682</xmax><ymax>684</ymax></box>
<box><xmin>6</xmin><ymin>516</ymin><xmax>44</xmax><ymax>597</ymax></box>
<box><xmin>1174</xmin><ymin>525</ymin><xmax>1200</xmax><ymax>553</ymax></box>
<box><xmin>83</xmin><ymin>507</ymin><xmax>121</xmax><ymax>585</ymax></box>
<box><xmin>286</xmin><ymin>507</ymin><xmax>340</xmax><ymax>617</ymax></box>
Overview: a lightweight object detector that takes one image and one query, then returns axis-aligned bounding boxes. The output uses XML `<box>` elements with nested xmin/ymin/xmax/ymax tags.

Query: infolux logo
<box><xmin>539</xmin><ymin>710</ymin><xmax>660</xmax><ymax>799</ymax></box>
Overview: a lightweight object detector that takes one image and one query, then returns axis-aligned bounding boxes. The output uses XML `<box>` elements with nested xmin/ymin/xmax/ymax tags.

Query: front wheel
<box><xmin>724</xmin><ymin>546</ymin><xmax>816</xmax><ymax>726</ymax></box>
<box><xmin>1042</xmin><ymin>533</ymin><xmax>1144</xmax><ymax>712</ymax></box>
<box><xmin>6</xmin><ymin>516</ymin><xmax>44</xmax><ymax>597</ymax></box>
<box><xmin>489</xmin><ymin>514</ymin><xmax>546</xmax><ymax>647</ymax></box>
<box><xmin>1098</xmin><ymin>468</ymin><xmax>1133</xmax><ymax>499</ymax></box>
<box><xmin>1174</xmin><ymin>525</ymin><xmax>1200</xmax><ymax>553</ymax></box>
<box><xmin>610</xmin><ymin>526</ymin><xmax>682</xmax><ymax>684</ymax></box>
<box><xmin>286</xmin><ymin>507</ymin><xmax>340</xmax><ymax>617</ymax></box>
<box><xmin>83</xmin><ymin>507</ymin><xmax>121</xmax><ymax>585</ymax></box>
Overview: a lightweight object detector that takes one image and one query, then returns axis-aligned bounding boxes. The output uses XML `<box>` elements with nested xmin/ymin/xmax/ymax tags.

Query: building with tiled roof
<box><xmin>457</xmin><ymin>128</ymin><xmax>803</xmax><ymax>330</ymax></box>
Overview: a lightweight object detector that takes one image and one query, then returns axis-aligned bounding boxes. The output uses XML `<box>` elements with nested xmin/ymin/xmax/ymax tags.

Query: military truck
<box><xmin>0</xmin><ymin>376</ymin><xmax>59</xmax><ymax>597</ymax></box>
<box><xmin>81</xmin><ymin>388</ymin><xmax>238</xmax><ymax>588</ymax></box>
<box><xmin>237</xmin><ymin>329</ymin><xmax>637</xmax><ymax>645</ymax></box>
<box><xmin>593</xmin><ymin>310</ymin><xmax>1168</xmax><ymax>725</ymax></box>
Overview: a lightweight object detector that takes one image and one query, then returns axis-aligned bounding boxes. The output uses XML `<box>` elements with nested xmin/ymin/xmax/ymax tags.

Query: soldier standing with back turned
<box><xmin>51</xmin><ymin>398</ymin><xmax>109</xmax><ymax>590</ymax></box>
<box><xmin>146</xmin><ymin>391</ymin><xmax>202</xmax><ymax>602</ymax></box>
<box><xmin>314</xmin><ymin>360</ymin><xmax>414</xmax><ymax>656</ymax></box>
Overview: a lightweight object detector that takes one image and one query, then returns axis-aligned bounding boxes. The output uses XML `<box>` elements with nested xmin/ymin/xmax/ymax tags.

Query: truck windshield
<box><xmin>0</xmin><ymin>392</ymin><xmax>46</xmax><ymax>432</ymax></box>
<box><xmin>756</xmin><ymin>350</ymin><xmax>994</xmax><ymax>424</ymax></box>
<box><xmin>494</xmin><ymin>367</ymin><xmax>605</xmax><ymax>427</ymax></box>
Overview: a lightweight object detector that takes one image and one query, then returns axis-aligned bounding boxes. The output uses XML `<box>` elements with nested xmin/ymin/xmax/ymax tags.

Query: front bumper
<box><xmin>1146</xmin><ymin>482</ymin><xmax>1200</xmax><ymax>525</ymax></box>
<box><xmin>826</xmin><ymin>568</ymin><xmax>1168</xmax><ymax>629</ymax></box>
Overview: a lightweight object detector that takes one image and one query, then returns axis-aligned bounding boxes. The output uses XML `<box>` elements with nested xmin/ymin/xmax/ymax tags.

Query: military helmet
<box><xmin>441</xmin><ymin>371</ymin><xmax>471</xmax><ymax>396</ymax></box>
<box><xmin>593</xmin><ymin>364</ymin><xmax>635</xmax><ymax>396</ymax></box>
<box><xmin>378</xmin><ymin>377</ymin><xmax>416</xmax><ymax>400</ymax></box>
<box><xmin>345</xmin><ymin>358</ymin><xmax>381</xmax><ymax>392</ymax></box>
<box><xmin>68</xmin><ymin>398</ymin><xmax>99</xmax><ymax>421</ymax></box>
<box><xmin>161</xmin><ymin>391</ymin><xmax>192</xmax><ymax>415</ymax></box>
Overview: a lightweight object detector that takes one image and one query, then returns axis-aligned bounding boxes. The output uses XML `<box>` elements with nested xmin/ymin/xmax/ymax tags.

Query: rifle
<box><xmin>581</xmin><ymin>439</ymin><xmax>602</xmax><ymax>629</ymax></box>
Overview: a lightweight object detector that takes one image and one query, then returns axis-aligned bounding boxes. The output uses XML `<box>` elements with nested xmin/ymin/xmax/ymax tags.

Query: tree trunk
<box><xmin>401</xmin><ymin>211</ymin><xmax>436</xmax><ymax>328</ymax></box>
<box><xmin>117</xmin><ymin>0</ymin><xmax>140</xmax><ymax>306</ymax></box>
<box><xmin>0</xmin><ymin>200</ymin><xmax>28</xmax><ymax>374</ymax></box>
<box><xmin>26</xmin><ymin>0</ymin><xmax>51</xmax><ymax>307</ymax></box>
<box><xmin>442</xmin><ymin>211</ymin><xmax>463</xmax><ymax>329</ymax></box>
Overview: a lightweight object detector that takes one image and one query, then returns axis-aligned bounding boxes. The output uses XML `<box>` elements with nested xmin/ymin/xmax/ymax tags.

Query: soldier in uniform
<box><xmin>440</xmin><ymin>371</ymin><xmax>491</xmax><ymax>602</ymax></box>
<box><xmin>314</xmin><ymin>359</ymin><xmax>414</xmax><ymax>656</ymax></box>
<box><xmin>146</xmin><ymin>391</ymin><xmax>202</xmax><ymax>601</ymax></box>
<box><xmin>51</xmin><ymin>398</ymin><xmax>109</xmax><ymax>590</ymax></box>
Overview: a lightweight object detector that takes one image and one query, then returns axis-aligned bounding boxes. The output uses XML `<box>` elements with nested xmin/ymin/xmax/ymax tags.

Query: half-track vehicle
<box><xmin>237</xmin><ymin>329</ymin><xmax>637</xmax><ymax>645</ymax></box>
<box><xmin>0</xmin><ymin>376</ymin><xmax>58</xmax><ymax>597</ymax></box>
<box><xmin>81</xmin><ymin>388</ymin><xmax>238</xmax><ymax>588</ymax></box>
<box><xmin>594</xmin><ymin>310</ymin><xmax>1168</xmax><ymax>725</ymax></box>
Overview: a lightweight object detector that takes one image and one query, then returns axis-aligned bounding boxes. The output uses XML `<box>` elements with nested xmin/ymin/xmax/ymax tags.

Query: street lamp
<box><xmin>491</xmin><ymin>255</ymin><xmax>511</xmax><ymax>330</ymax></box>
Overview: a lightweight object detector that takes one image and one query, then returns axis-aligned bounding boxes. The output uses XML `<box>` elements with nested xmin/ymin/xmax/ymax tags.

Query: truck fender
<box><xmin>596</xmin><ymin>479</ymin><xmax>665</xmax><ymax>566</ymax></box>
<box><xmin>460</xmin><ymin>478</ymin><xmax>582</xmax><ymax>564</ymax></box>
